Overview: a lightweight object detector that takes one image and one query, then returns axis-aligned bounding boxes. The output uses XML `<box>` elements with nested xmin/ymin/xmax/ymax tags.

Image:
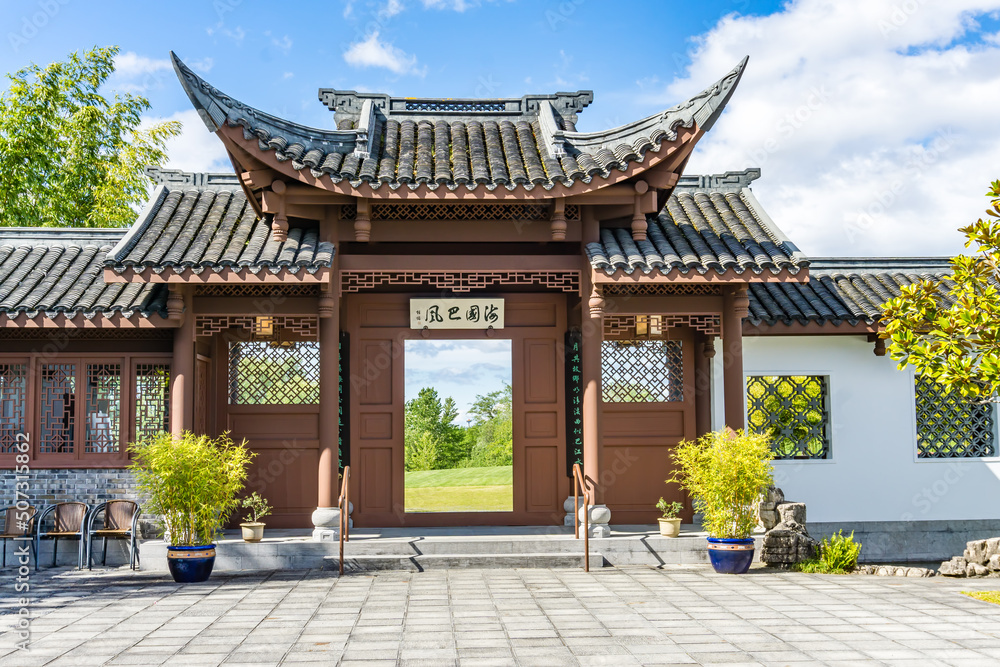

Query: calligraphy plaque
<box><xmin>409</xmin><ymin>298</ymin><xmax>505</xmax><ymax>329</ymax></box>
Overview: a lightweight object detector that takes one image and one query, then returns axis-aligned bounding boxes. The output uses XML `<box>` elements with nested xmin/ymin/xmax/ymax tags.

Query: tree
<box><xmin>463</xmin><ymin>384</ymin><xmax>514</xmax><ymax>468</ymax></box>
<box><xmin>403</xmin><ymin>387</ymin><xmax>463</xmax><ymax>470</ymax></box>
<box><xmin>882</xmin><ymin>180</ymin><xmax>1000</xmax><ymax>401</ymax></box>
<box><xmin>0</xmin><ymin>45</ymin><xmax>181</xmax><ymax>228</ymax></box>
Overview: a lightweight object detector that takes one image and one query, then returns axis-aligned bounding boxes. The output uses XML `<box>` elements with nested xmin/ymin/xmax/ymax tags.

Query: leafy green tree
<box><xmin>404</xmin><ymin>387</ymin><xmax>463</xmax><ymax>470</ymax></box>
<box><xmin>0</xmin><ymin>45</ymin><xmax>181</xmax><ymax>228</ymax></box>
<box><xmin>883</xmin><ymin>181</ymin><xmax>1000</xmax><ymax>401</ymax></box>
<box><xmin>463</xmin><ymin>384</ymin><xmax>513</xmax><ymax>467</ymax></box>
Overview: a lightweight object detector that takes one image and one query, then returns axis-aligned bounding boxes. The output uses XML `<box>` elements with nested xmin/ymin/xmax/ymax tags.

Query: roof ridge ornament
<box><xmin>318</xmin><ymin>88</ymin><xmax>594</xmax><ymax>129</ymax></box>
<box><xmin>144</xmin><ymin>166</ymin><xmax>241</xmax><ymax>188</ymax></box>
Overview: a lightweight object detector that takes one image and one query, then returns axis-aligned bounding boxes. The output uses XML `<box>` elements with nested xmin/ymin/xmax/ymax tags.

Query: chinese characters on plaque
<box><xmin>410</xmin><ymin>298</ymin><xmax>505</xmax><ymax>330</ymax></box>
<box><xmin>565</xmin><ymin>331</ymin><xmax>583</xmax><ymax>475</ymax></box>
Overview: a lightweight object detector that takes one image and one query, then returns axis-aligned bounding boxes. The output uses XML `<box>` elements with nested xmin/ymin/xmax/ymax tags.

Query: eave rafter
<box><xmin>592</xmin><ymin>266</ymin><xmax>810</xmax><ymax>285</ymax></box>
<box><xmin>103</xmin><ymin>267</ymin><xmax>332</xmax><ymax>284</ymax></box>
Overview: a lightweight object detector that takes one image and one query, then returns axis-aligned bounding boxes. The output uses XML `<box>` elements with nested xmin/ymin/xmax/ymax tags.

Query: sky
<box><xmin>4</xmin><ymin>0</ymin><xmax>1000</xmax><ymax>410</ymax></box>
<box><xmin>405</xmin><ymin>340</ymin><xmax>512</xmax><ymax>424</ymax></box>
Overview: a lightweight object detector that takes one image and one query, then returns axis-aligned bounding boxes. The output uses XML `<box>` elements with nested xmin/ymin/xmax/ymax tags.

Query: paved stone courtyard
<box><xmin>1</xmin><ymin>566</ymin><xmax>999</xmax><ymax>666</ymax></box>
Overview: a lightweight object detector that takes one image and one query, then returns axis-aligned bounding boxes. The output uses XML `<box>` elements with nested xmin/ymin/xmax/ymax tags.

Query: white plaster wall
<box><xmin>735</xmin><ymin>335</ymin><xmax>1000</xmax><ymax>523</ymax></box>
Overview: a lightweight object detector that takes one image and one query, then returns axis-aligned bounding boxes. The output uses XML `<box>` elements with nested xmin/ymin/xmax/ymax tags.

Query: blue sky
<box><xmin>5</xmin><ymin>1</ymin><xmax>1000</xmax><ymax>258</ymax></box>
<box><xmin>405</xmin><ymin>340</ymin><xmax>511</xmax><ymax>423</ymax></box>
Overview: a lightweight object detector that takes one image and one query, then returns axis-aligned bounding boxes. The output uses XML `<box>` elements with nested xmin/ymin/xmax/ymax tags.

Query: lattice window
<box><xmin>340</xmin><ymin>270</ymin><xmax>580</xmax><ymax>294</ymax></box>
<box><xmin>135</xmin><ymin>364</ymin><xmax>171</xmax><ymax>443</ymax></box>
<box><xmin>194</xmin><ymin>284</ymin><xmax>320</xmax><ymax>298</ymax></box>
<box><xmin>601</xmin><ymin>340</ymin><xmax>684</xmax><ymax>402</ymax></box>
<box><xmin>915</xmin><ymin>377</ymin><xmax>996</xmax><ymax>458</ymax></box>
<box><xmin>604</xmin><ymin>315</ymin><xmax>721</xmax><ymax>338</ymax></box>
<box><xmin>229</xmin><ymin>342</ymin><xmax>321</xmax><ymax>405</ymax></box>
<box><xmin>40</xmin><ymin>364</ymin><xmax>76</xmax><ymax>454</ymax></box>
<box><xmin>602</xmin><ymin>284</ymin><xmax>722</xmax><ymax>296</ymax></box>
<box><xmin>0</xmin><ymin>363</ymin><xmax>26</xmax><ymax>454</ymax></box>
<box><xmin>85</xmin><ymin>364</ymin><xmax>121</xmax><ymax>454</ymax></box>
<box><xmin>344</xmin><ymin>202</ymin><xmax>579</xmax><ymax>222</ymax></box>
<box><xmin>746</xmin><ymin>376</ymin><xmax>830</xmax><ymax>459</ymax></box>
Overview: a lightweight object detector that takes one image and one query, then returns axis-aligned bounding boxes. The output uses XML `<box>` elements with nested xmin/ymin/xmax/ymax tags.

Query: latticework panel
<box><xmin>39</xmin><ymin>363</ymin><xmax>76</xmax><ymax>454</ymax></box>
<box><xmin>603</xmin><ymin>315</ymin><xmax>721</xmax><ymax>338</ymax></box>
<box><xmin>0</xmin><ymin>363</ymin><xmax>26</xmax><ymax>454</ymax></box>
<box><xmin>0</xmin><ymin>328</ymin><xmax>173</xmax><ymax>340</ymax></box>
<box><xmin>229</xmin><ymin>342</ymin><xmax>321</xmax><ymax>405</ymax></box>
<box><xmin>602</xmin><ymin>284</ymin><xmax>722</xmax><ymax>296</ymax></box>
<box><xmin>341</xmin><ymin>203</ymin><xmax>580</xmax><ymax>222</ymax></box>
<box><xmin>196</xmin><ymin>315</ymin><xmax>319</xmax><ymax>340</ymax></box>
<box><xmin>135</xmin><ymin>364</ymin><xmax>170</xmax><ymax>443</ymax></box>
<box><xmin>85</xmin><ymin>363</ymin><xmax>121</xmax><ymax>454</ymax></box>
<box><xmin>194</xmin><ymin>284</ymin><xmax>320</xmax><ymax>298</ymax></box>
<box><xmin>601</xmin><ymin>340</ymin><xmax>683</xmax><ymax>402</ymax></box>
<box><xmin>746</xmin><ymin>375</ymin><xmax>830</xmax><ymax>459</ymax></box>
<box><xmin>915</xmin><ymin>377</ymin><xmax>996</xmax><ymax>458</ymax></box>
<box><xmin>340</xmin><ymin>270</ymin><xmax>580</xmax><ymax>294</ymax></box>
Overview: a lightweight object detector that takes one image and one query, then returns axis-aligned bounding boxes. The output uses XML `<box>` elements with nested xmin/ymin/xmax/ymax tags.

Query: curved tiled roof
<box><xmin>587</xmin><ymin>173</ymin><xmax>807</xmax><ymax>277</ymax></box>
<box><xmin>0</xmin><ymin>230</ymin><xmax>167</xmax><ymax>319</ymax></box>
<box><xmin>171</xmin><ymin>52</ymin><xmax>748</xmax><ymax>194</ymax></box>
<box><xmin>747</xmin><ymin>259</ymin><xmax>954</xmax><ymax>327</ymax></box>
<box><xmin>105</xmin><ymin>178</ymin><xmax>334</xmax><ymax>276</ymax></box>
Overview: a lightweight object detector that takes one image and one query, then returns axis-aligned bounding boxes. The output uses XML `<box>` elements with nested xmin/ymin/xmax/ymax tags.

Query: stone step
<box><xmin>342</xmin><ymin>538</ymin><xmax>597</xmax><ymax>556</ymax></box>
<box><xmin>328</xmin><ymin>552</ymin><xmax>605</xmax><ymax>572</ymax></box>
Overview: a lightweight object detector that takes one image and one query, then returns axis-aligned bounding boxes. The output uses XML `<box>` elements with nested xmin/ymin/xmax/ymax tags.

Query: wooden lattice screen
<box><xmin>228</xmin><ymin>342</ymin><xmax>321</xmax><ymax>405</ymax></box>
<box><xmin>601</xmin><ymin>340</ymin><xmax>684</xmax><ymax>403</ymax></box>
<box><xmin>0</xmin><ymin>363</ymin><xmax>26</xmax><ymax>454</ymax></box>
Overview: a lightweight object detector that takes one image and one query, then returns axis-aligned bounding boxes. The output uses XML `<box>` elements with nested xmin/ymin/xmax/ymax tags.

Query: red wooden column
<box><xmin>317</xmin><ymin>299</ymin><xmax>339</xmax><ymax>508</ymax></box>
<box><xmin>169</xmin><ymin>285</ymin><xmax>194</xmax><ymax>435</ymax></box>
<box><xmin>313</xmin><ymin>208</ymin><xmax>341</xmax><ymax>540</ymax></box>
<box><xmin>721</xmin><ymin>286</ymin><xmax>749</xmax><ymax>430</ymax></box>
<box><xmin>580</xmin><ymin>207</ymin><xmax>604</xmax><ymax>504</ymax></box>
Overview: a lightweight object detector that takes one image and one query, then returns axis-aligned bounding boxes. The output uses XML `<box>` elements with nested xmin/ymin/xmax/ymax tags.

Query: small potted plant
<box><xmin>130</xmin><ymin>431</ymin><xmax>254</xmax><ymax>583</ymax></box>
<box><xmin>669</xmin><ymin>428</ymin><xmax>773</xmax><ymax>574</ymax></box>
<box><xmin>239</xmin><ymin>492</ymin><xmax>272</xmax><ymax>543</ymax></box>
<box><xmin>655</xmin><ymin>498</ymin><xmax>684</xmax><ymax>537</ymax></box>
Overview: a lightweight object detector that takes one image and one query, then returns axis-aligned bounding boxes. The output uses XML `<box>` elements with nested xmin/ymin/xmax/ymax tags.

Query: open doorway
<box><xmin>403</xmin><ymin>339</ymin><xmax>513</xmax><ymax>513</ymax></box>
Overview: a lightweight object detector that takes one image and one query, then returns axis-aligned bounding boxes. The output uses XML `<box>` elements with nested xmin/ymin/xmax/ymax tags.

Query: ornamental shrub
<box><xmin>668</xmin><ymin>429</ymin><xmax>774</xmax><ymax>539</ymax></box>
<box><xmin>129</xmin><ymin>431</ymin><xmax>254</xmax><ymax>546</ymax></box>
<box><xmin>820</xmin><ymin>530</ymin><xmax>862</xmax><ymax>572</ymax></box>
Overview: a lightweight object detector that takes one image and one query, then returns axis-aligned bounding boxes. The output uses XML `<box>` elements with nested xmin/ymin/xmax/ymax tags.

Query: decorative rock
<box><xmin>968</xmin><ymin>562</ymin><xmax>989</xmax><ymax>577</ymax></box>
<box><xmin>761</xmin><ymin>500</ymin><xmax>818</xmax><ymax>568</ymax></box>
<box><xmin>758</xmin><ymin>486</ymin><xmax>785</xmax><ymax>531</ymax></box>
<box><xmin>989</xmin><ymin>554</ymin><xmax>1000</xmax><ymax>571</ymax></box>
<box><xmin>987</xmin><ymin>537</ymin><xmax>1000</xmax><ymax>558</ymax></box>
<box><xmin>966</xmin><ymin>539</ymin><xmax>989</xmax><ymax>565</ymax></box>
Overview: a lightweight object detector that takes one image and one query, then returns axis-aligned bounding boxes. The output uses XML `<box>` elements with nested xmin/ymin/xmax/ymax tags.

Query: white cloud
<box><xmin>654</xmin><ymin>0</ymin><xmax>1000</xmax><ymax>258</ymax></box>
<box><xmin>188</xmin><ymin>57</ymin><xmax>213</xmax><ymax>73</ymax></box>
<box><xmin>343</xmin><ymin>31</ymin><xmax>425</xmax><ymax>76</ymax></box>
<box><xmin>266</xmin><ymin>32</ymin><xmax>293</xmax><ymax>54</ymax></box>
<box><xmin>113</xmin><ymin>52</ymin><xmax>171</xmax><ymax>79</ymax></box>
<box><xmin>379</xmin><ymin>0</ymin><xmax>404</xmax><ymax>19</ymax></box>
<box><xmin>421</xmin><ymin>0</ymin><xmax>474</xmax><ymax>10</ymax></box>
<box><xmin>145</xmin><ymin>109</ymin><xmax>231</xmax><ymax>174</ymax></box>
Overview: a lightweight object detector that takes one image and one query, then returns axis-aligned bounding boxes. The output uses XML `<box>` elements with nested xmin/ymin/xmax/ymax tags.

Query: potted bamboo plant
<box><xmin>655</xmin><ymin>498</ymin><xmax>684</xmax><ymax>537</ymax></box>
<box><xmin>668</xmin><ymin>429</ymin><xmax>773</xmax><ymax>574</ymax></box>
<box><xmin>130</xmin><ymin>431</ymin><xmax>254</xmax><ymax>583</ymax></box>
<box><xmin>239</xmin><ymin>492</ymin><xmax>272</xmax><ymax>543</ymax></box>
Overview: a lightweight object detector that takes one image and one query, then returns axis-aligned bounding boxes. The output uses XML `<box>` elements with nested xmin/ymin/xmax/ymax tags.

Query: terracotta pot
<box><xmin>657</xmin><ymin>517</ymin><xmax>682</xmax><ymax>538</ymax></box>
<box><xmin>240</xmin><ymin>523</ymin><xmax>265</xmax><ymax>543</ymax></box>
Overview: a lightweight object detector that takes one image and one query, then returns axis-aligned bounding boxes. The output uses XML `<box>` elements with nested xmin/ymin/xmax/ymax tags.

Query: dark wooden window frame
<box><xmin>0</xmin><ymin>353</ymin><xmax>172</xmax><ymax>469</ymax></box>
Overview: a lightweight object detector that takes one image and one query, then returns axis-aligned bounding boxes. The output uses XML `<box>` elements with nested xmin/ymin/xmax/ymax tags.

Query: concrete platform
<box><xmin>136</xmin><ymin>525</ymin><xmax>764</xmax><ymax>573</ymax></box>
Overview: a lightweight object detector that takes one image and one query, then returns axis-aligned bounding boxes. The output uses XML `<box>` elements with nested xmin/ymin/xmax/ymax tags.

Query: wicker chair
<box><xmin>34</xmin><ymin>502</ymin><xmax>89</xmax><ymax>570</ymax></box>
<box><xmin>85</xmin><ymin>500</ymin><xmax>141</xmax><ymax>570</ymax></box>
<box><xmin>1</xmin><ymin>506</ymin><xmax>37</xmax><ymax>568</ymax></box>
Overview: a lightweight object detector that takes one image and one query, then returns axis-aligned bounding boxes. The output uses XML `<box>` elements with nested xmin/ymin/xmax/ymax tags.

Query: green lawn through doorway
<box><xmin>405</xmin><ymin>465</ymin><xmax>513</xmax><ymax>512</ymax></box>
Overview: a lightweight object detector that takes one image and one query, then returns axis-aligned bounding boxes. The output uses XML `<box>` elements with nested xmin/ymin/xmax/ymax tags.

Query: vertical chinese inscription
<box><xmin>564</xmin><ymin>331</ymin><xmax>583</xmax><ymax>476</ymax></box>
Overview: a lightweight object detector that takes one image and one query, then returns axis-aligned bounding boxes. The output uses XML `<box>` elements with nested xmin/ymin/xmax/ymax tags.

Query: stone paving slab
<box><xmin>0</xmin><ymin>565</ymin><xmax>998</xmax><ymax>665</ymax></box>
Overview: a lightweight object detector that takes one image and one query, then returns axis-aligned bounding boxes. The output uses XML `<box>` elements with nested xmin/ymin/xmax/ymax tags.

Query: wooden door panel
<box><xmin>523</xmin><ymin>338</ymin><xmax>557</xmax><ymax>404</ymax></box>
<box><xmin>243</xmin><ymin>447</ymin><xmax>319</xmax><ymax>528</ymax></box>
<box><xmin>524</xmin><ymin>446</ymin><xmax>559</xmax><ymax>513</ymax></box>
<box><xmin>358</xmin><ymin>340</ymin><xmax>394</xmax><ymax>405</ymax></box>
<box><xmin>359</xmin><ymin>447</ymin><xmax>395</xmax><ymax>513</ymax></box>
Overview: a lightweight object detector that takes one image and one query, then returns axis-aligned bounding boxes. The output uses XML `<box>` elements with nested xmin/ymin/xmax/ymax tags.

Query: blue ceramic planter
<box><xmin>707</xmin><ymin>537</ymin><xmax>754</xmax><ymax>574</ymax></box>
<box><xmin>167</xmin><ymin>545</ymin><xmax>216</xmax><ymax>583</ymax></box>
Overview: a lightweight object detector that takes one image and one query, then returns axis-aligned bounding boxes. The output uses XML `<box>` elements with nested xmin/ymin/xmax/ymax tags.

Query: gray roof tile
<box><xmin>747</xmin><ymin>258</ymin><xmax>954</xmax><ymax>327</ymax></box>
<box><xmin>105</xmin><ymin>180</ymin><xmax>335</xmax><ymax>276</ymax></box>
<box><xmin>0</xmin><ymin>230</ymin><xmax>167</xmax><ymax>319</ymax></box>
<box><xmin>587</xmin><ymin>170</ymin><xmax>807</xmax><ymax>277</ymax></box>
<box><xmin>172</xmin><ymin>52</ymin><xmax>749</xmax><ymax>194</ymax></box>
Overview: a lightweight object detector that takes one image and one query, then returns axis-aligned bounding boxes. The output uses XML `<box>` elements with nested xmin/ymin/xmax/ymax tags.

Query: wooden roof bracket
<box><xmin>354</xmin><ymin>198</ymin><xmax>371</xmax><ymax>242</ymax></box>
<box><xmin>269</xmin><ymin>179</ymin><xmax>289</xmax><ymax>242</ymax></box>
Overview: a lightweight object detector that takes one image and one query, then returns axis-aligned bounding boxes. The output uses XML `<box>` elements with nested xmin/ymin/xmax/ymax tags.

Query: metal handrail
<box><xmin>571</xmin><ymin>463</ymin><xmax>591</xmax><ymax>572</ymax></box>
<box><xmin>338</xmin><ymin>466</ymin><xmax>351</xmax><ymax>576</ymax></box>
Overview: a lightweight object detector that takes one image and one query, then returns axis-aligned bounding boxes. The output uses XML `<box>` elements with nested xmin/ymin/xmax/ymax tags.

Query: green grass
<box><xmin>405</xmin><ymin>466</ymin><xmax>512</xmax><ymax>488</ymax></box>
<box><xmin>405</xmin><ymin>465</ymin><xmax>512</xmax><ymax>512</ymax></box>
<box><xmin>963</xmin><ymin>591</ymin><xmax>1000</xmax><ymax>605</ymax></box>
